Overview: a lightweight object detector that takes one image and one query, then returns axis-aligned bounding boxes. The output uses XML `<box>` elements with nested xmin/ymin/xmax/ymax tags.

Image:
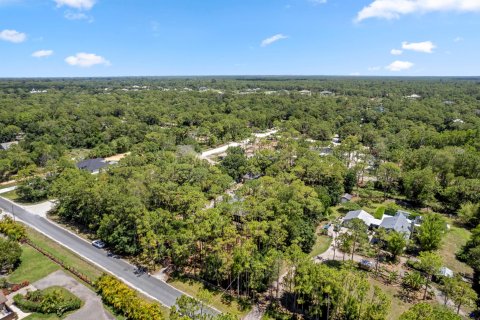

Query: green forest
<box><xmin>1</xmin><ymin>77</ymin><xmax>480</xmax><ymax>319</ymax></box>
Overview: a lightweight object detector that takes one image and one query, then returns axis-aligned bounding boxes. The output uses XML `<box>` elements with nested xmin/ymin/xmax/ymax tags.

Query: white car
<box><xmin>92</xmin><ymin>240</ymin><xmax>106</xmax><ymax>249</ymax></box>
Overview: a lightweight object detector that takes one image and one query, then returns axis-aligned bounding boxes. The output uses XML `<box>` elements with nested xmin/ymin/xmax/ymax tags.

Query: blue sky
<box><xmin>1</xmin><ymin>0</ymin><xmax>480</xmax><ymax>77</ymax></box>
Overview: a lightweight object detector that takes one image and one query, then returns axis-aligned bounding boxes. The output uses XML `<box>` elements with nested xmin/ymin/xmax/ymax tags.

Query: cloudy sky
<box><xmin>1</xmin><ymin>0</ymin><xmax>479</xmax><ymax>77</ymax></box>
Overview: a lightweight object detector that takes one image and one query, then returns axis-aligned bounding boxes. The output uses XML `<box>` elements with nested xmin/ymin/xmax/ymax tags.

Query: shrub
<box><xmin>13</xmin><ymin>286</ymin><xmax>82</xmax><ymax>316</ymax></box>
<box><xmin>0</xmin><ymin>237</ymin><xmax>22</xmax><ymax>273</ymax></box>
<box><xmin>374</xmin><ymin>206</ymin><xmax>385</xmax><ymax>219</ymax></box>
<box><xmin>0</xmin><ymin>216</ymin><xmax>27</xmax><ymax>241</ymax></box>
<box><xmin>96</xmin><ymin>274</ymin><xmax>163</xmax><ymax>320</ymax></box>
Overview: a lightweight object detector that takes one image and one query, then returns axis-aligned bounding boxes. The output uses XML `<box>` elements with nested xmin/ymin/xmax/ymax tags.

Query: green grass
<box><xmin>1</xmin><ymin>189</ymin><xmax>51</xmax><ymax>205</ymax></box>
<box><xmin>1</xmin><ymin>189</ymin><xmax>20</xmax><ymax>201</ymax></box>
<box><xmin>438</xmin><ymin>221</ymin><xmax>473</xmax><ymax>276</ymax></box>
<box><xmin>368</xmin><ymin>277</ymin><xmax>416</xmax><ymax>320</ymax></box>
<box><xmin>24</xmin><ymin>226</ymin><xmax>168</xmax><ymax>319</ymax></box>
<box><xmin>8</xmin><ymin>245</ymin><xmax>60</xmax><ymax>283</ymax></box>
<box><xmin>24</xmin><ymin>313</ymin><xmax>61</xmax><ymax>319</ymax></box>
<box><xmin>309</xmin><ymin>227</ymin><xmax>332</xmax><ymax>258</ymax></box>
<box><xmin>168</xmin><ymin>276</ymin><xmax>251</xmax><ymax>318</ymax></box>
<box><xmin>26</xmin><ymin>226</ymin><xmax>104</xmax><ymax>281</ymax></box>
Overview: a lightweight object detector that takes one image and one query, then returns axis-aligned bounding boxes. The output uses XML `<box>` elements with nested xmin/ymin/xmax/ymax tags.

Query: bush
<box><xmin>95</xmin><ymin>274</ymin><xmax>163</xmax><ymax>320</ymax></box>
<box><xmin>374</xmin><ymin>206</ymin><xmax>385</xmax><ymax>219</ymax></box>
<box><xmin>384</xmin><ymin>203</ymin><xmax>400</xmax><ymax>216</ymax></box>
<box><xmin>340</xmin><ymin>201</ymin><xmax>361</xmax><ymax>213</ymax></box>
<box><xmin>0</xmin><ymin>216</ymin><xmax>27</xmax><ymax>241</ymax></box>
<box><xmin>0</xmin><ymin>237</ymin><xmax>22</xmax><ymax>273</ymax></box>
<box><xmin>16</xmin><ymin>176</ymin><xmax>50</xmax><ymax>202</ymax></box>
<box><xmin>13</xmin><ymin>286</ymin><xmax>82</xmax><ymax>316</ymax></box>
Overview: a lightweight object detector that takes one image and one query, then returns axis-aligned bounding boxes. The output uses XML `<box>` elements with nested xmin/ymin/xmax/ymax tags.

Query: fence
<box><xmin>22</xmin><ymin>239</ymin><xmax>94</xmax><ymax>287</ymax></box>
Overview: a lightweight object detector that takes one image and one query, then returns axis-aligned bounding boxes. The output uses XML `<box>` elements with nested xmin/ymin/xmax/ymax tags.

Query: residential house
<box><xmin>405</xmin><ymin>94</ymin><xmax>421</xmax><ymax>99</ymax></box>
<box><xmin>320</xmin><ymin>90</ymin><xmax>334</xmax><ymax>96</ymax></box>
<box><xmin>299</xmin><ymin>90</ymin><xmax>311</xmax><ymax>96</ymax></box>
<box><xmin>0</xmin><ymin>141</ymin><xmax>18</xmax><ymax>151</ymax></box>
<box><xmin>379</xmin><ymin>211</ymin><xmax>413</xmax><ymax>238</ymax></box>
<box><xmin>76</xmin><ymin>158</ymin><xmax>110</xmax><ymax>174</ymax></box>
<box><xmin>343</xmin><ymin>210</ymin><xmax>382</xmax><ymax>228</ymax></box>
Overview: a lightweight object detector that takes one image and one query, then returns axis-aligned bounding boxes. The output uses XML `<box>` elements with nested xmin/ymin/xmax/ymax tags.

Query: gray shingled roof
<box><xmin>76</xmin><ymin>158</ymin><xmax>109</xmax><ymax>173</ymax></box>
<box><xmin>380</xmin><ymin>212</ymin><xmax>411</xmax><ymax>234</ymax></box>
<box><xmin>341</xmin><ymin>193</ymin><xmax>353</xmax><ymax>200</ymax></box>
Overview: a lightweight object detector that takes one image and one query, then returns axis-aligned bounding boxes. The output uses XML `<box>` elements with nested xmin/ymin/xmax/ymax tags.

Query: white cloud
<box><xmin>368</xmin><ymin>66</ymin><xmax>381</xmax><ymax>71</ymax></box>
<box><xmin>261</xmin><ymin>34</ymin><xmax>288</xmax><ymax>47</ymax></box>
<box><xmin>32</xmin><ymin>50</ymin><xmax>53</xmax><ymax>58</ymax></box>
<box><xmin>65</xmin><ymin>52</ymin><xmax>110</xmax><ymax>67</ymax></box>
<box><xmin>64</xmin><ymin>11</ymin><xmax>93</xmax><ymax>21</ymax></box>
<box><xmin>385</xmin><ymin>60</ymin><xmax>414</xmax><ymax>71</ymax></box>
<box><xmin>356</xmin><ymin>0</ymin><xmax>480</xmax><ymax>22</ymax></box>
<box><xmin>0</xmin><ymin>29</ymin><xmax>26</xmax><ymax>43</ymax></box>
<box><xmin>402</xmin><ymin>41</ymin><xmax>436</xmax><ymax>53</ymax></box>
<box><xmin>454</xmin><ymin>36</ymin><xmax>464</xmax><ymax>42</ymax></box>
<box><xmin>391</xmin><ymin>49</ymin><xmax>403</xmax><ymax>55</ymax></box>
<box><xmin>54</xmin><ymin>0</ymin><xmax>95</xmax><ymax>10</ymax></box>
<box><xmin>309</xmin><ymin>0</ymin><xmax>327</xmax><ymax>5</ymax></box>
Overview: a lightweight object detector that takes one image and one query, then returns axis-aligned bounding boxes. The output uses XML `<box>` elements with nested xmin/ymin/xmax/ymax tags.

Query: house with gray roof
<box><xmin>76</xmin><ymin>158</ymin><xmax>110</xmax><ymax>174</ymax></box>
<box><xmin>379</xmin><ymin>211</ymin><xmax>412</xmax><ymax>238</ymax></box>
<box><xmin>343</xmin><ymin>210</ymin><xmax>382</xmax><ymax>228</ymax></box>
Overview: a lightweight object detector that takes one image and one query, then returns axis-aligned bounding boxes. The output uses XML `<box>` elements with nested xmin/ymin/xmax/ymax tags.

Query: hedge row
<box><xmin>96</xmin><ymin>274</ymin><xmax>164</xmax><ymax>320</ymax></box>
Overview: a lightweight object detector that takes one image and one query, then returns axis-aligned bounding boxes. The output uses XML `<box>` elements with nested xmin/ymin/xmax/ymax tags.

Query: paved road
<box><xmin>0</xmin><ymin>197</ymin><xmax>219</xmax><ymax>315</ymax></box>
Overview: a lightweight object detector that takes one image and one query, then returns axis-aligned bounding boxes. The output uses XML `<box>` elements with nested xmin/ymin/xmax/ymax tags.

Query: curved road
<box><xmin>0</xmin><ymin>197</ymin><xmax>218</xmax><ymax>315</ymax></box>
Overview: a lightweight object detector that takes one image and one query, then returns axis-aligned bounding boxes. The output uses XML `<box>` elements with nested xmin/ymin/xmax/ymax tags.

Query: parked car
<box><xmin>359</xmin><ymin>259</ymin><xmax>374</xmax><ymax>271</ymax></box>
<box><xmin>92</xmin><ymin>239</ymin><xmax>106</xmax><ymax>249</ymax></box>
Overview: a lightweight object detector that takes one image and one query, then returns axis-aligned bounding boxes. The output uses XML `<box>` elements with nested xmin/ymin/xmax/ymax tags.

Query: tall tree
<box><xmin>377</xmin><ymin>162</ymin><xmax>401</xmax><ymax>200</ymax></box>
<box><xmin>417</xmin><ymin>251</ymin><xmax>442</xmax><ymax>300</ymax></box>
<box><xmin>416</xmin><ymin>213</ymin><xmax>446</xmax><ymax>251</ymax></box>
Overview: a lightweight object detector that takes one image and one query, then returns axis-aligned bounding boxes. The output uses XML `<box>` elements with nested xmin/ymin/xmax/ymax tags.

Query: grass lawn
<box><xmin>26</xmin><ymin>226</ymin><xmax>104</xmax><ymax>281</ymax></box>
<box><xmin>1</xmin><ymin>189</ymin><xmax>20</xmax><ymax>201</ymax></box>
<box><xmin>1</xmin><ymin>189</ymin><xmax>52</xmax><ymax>205</ymax></box>
<box><xmin>8</xmin><ymin>245</ymin><xmax>60</xmax><ymax>283</ymax></box>
<box><xmin>438</xmin><ymin>222</ymin><xmax>473</xmax><ymax>276</ymax></box>
<box><xmin>368</xmin><ymin>277</ymin><xmax>415</xmax><ymax>320</ymax></box>
<box><xmin>309</xmin><ymin>226</ymin><xmax>332</xmax><ymax>258</ymax></box>
<box><xmin>24</xmin><ymin>314</ymin><xmax>60</xmax><ymax>319</ymax></box>
<box><xmin>168</xmin><ymin>276</ymin><xmax>251</xmax><ymax>318</ymax></box>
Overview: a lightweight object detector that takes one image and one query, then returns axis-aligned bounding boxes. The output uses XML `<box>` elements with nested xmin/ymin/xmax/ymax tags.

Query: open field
<box><xmin>368</xmin><ymin>277</ymin><xmax>416</xmax><ymax>320</ymax></box>
<box><xmin>439</xmin><ymin>221</ymin><xmax>473</xmax><ymax>276</ymax></box>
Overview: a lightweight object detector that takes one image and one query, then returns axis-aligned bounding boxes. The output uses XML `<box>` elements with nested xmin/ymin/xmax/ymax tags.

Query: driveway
<box><xmin>33</xmin><ymin>270</ymin><xmax>114</xmax><ymax>320</ymax></box>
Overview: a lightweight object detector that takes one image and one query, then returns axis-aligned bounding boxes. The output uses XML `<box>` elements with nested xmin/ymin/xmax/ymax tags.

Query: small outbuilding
<box><xmin>340</xmin><ymin>193</ymin><xmax>353</xmax><ymax>203</ymax></box>
<box><xmin>439</xmin><ymin>266</ymin><xmax>454</xmax><ymax>278</ymax></box>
